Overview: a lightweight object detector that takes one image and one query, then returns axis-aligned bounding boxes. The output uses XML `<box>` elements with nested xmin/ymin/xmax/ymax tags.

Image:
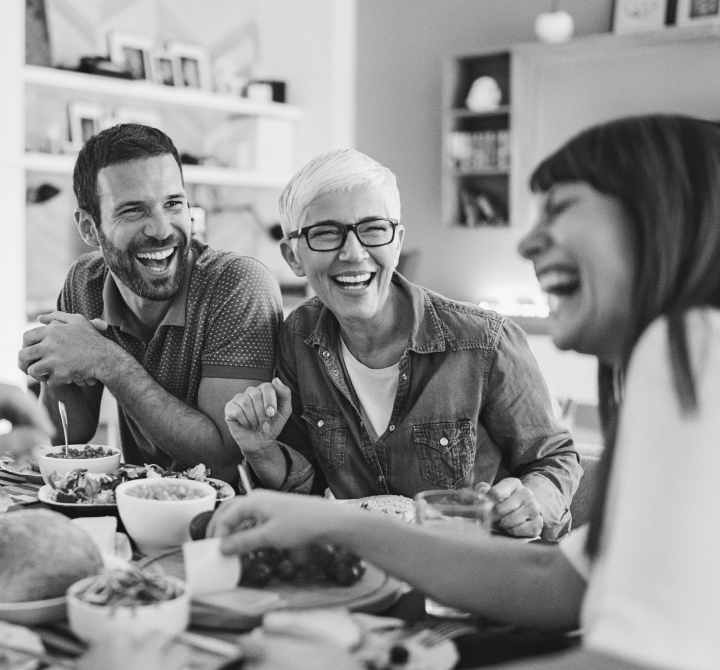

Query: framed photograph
<box><xmin>108</xmin><ymin>31</ymin><xmax>154</xmax><ymax>81</ymax></box>
<box><xmin>67</xmin><ymin>101</ymin><xmax>105</xmax><ymax>148</ymax></box>
<box><xmin>113</xmin><ymin>107</ymin><xmax>164</xmax><ymax>131</ymax></box>
<box><xmin>612</xmin><ymin>0</ymin><xmax>668</xmax><ymax>34</ymax></box>
<box><xmin>677</xmin><ymin>0</ymin><xmax>720</xmax><ymax>25</ymax></box>
<box><xmin>167</xmin><ymin>41</ymin><xmax>212</xmax><ymax>91</ymax></box>
<box><xmin>153</xmin><ymin>49</ymin><xmax>176</xmax><ymax>87</ymax></box>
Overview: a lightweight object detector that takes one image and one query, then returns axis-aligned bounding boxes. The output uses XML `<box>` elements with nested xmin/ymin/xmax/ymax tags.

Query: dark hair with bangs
<box><xmin>73</xmin><ymin>123</ymin><xmax>183</xmax><ymax>227</ymax></box>
<box><xmin>529</xmin><ymin>114</ymin><xmax>720</xmax><ymax>557</ymax></box>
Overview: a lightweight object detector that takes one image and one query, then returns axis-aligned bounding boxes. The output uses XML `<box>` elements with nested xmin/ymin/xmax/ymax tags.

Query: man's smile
<box><xmin>135</xmin><ymin>247</ymin><xmax>177</xmax><ymax>273</ymax></box>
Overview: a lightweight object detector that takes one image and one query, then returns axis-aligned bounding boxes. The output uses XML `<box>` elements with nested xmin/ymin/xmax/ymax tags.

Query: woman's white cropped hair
<box><xmin>278</xmin><ymin>148</ymin><xmax>401</xmax><ymax>238</ymax></box>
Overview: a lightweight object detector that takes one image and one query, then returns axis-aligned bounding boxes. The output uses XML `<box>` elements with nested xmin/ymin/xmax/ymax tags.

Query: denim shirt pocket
<box><xmin>413</xmin><ymin>420</ymin><xmax>476</xmax><ymax>489</ymax></box>
<box><xmin>301</xmin><ymin>405</ymin><xmax>347</xmax><ymax>474</ymax></box>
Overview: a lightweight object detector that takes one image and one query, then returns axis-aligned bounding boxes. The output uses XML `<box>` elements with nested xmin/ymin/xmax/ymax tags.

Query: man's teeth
<box><xmin>335</xmin><ymin>273</ymin><xmax>371</xmax><ymax>285</ymax></box>
<box><xmin>137</xmin><ymin>248</ymin><xmax>174</xmax><ymax>260</ymax></box>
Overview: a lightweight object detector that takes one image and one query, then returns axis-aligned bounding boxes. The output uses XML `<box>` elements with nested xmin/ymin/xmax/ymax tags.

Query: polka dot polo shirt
<box><xmin>59</xmin><ymin>239</ymin><xmax>283</xmax><ymax>468</ymax></box>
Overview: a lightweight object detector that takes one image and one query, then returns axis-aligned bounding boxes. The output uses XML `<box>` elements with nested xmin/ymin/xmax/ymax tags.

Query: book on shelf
<box><xmin>448</xmin><ymin>129</ymin><xmax>510</xmax><ymax>172</ymax></box>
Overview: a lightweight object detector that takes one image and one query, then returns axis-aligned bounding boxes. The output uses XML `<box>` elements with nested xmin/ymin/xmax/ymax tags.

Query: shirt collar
<box><xmin>307</xmin><ymin>272</ymin><xmax>448</xmax><ymax>354</ymax></box>
<box><xmin>101</xmin><ymin>244</ymin><xmax>196</xmax><ymax>331</ymax></box>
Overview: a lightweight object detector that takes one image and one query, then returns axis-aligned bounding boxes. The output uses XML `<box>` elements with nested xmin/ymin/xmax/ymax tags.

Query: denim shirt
<box><xmin>275</xmin><ymin>273</ymin><xmax>581</xmax><ymax>539</ymax></box>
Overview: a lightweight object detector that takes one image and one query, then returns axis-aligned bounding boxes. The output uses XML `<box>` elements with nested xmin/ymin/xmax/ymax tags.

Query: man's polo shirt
<box><xmin>59</xmin><ymin>239</ymin><xmax>283</xmax><ymax>469</ymax></box>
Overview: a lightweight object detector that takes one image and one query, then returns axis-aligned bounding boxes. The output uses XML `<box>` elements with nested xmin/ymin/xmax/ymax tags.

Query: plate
<box><xmin>37</xmin><ymin>478</ymin><xmax>234</xmax><ymax>515</ymax></box>
<box><xmin>0</xmin><ymin>595</ymin><xmax>67</xmax><ymax>626</ymax></box>
<box><xmin>142</xmin><ymin>549</ymin><xmax>404</xmax><ymax>631</ymax></box>
<box><xmin>0</xmin><ymin>459</ymin><xmax>44</xmax><ymax>485</ymax></box>
<box><xmin>38</xmin><ymin>484</ymin><xmax>117</xmax><ymax>512</ymax></box>
<box><xmin>0</xmin><ymin>532</ymin><xmax>132</xmax><ymax>626</ymax></box>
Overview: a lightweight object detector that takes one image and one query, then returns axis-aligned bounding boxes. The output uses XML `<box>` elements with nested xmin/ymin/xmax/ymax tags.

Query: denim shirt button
<box><xmin>378</xmin><ymin>474</ymin><xmax>384</xmax><ymax>483</ymax></box>
<box><xmin>401</xmin><ymin>373</ymin><xmax>407</xmax><ymax>380</ymax></box>
<box><xmin>317</xmin><ymin>420</ymin><xmax>324</xmax><ymax>428</ymax></box>
<box><xmin>331</xmin><ymin>369</ymin><xmax>339</xmax><ymax>376</ymax></box>
<box><xmin>439</xmin><ymin>436</ymin><xmax>448</xmax><ymax>446</ymax></box>
<box><xmin>389</xmin><ymin>424</ymin><xmax>395</xmax><ymax>432</ymax></box>
<box><xmin>322</xmin><ymin>351</ymin><xmax>330</xmax><ymax>358</ymax></box>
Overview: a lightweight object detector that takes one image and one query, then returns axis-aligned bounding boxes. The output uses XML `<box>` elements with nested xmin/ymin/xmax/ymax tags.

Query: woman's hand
<box><xmin>208</xmin><ymin>490</ymin><xmax>348</xmax><ymax>555</ymax></box>
<box><xmin>489</xmin><ymin>478</ymin><xmax>543</xmax><ymax>538</ymax></box>
<box><xmin>224</xmin><ymin>378</ymin><xmax>292</xmax><ymax>455</ymax></box>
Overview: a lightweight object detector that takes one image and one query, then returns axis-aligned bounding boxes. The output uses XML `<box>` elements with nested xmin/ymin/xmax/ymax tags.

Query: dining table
<box><xmin>0</xmin><ymin>469</ymin><xmax>580</xmax><ymax>669</ymax></box>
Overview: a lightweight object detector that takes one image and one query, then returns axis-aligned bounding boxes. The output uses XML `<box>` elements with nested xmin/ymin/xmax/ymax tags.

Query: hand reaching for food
<box><xmin>224</xmin><ymin>378</ymin><xmax>293</xmax><ymax>454</ymax></box>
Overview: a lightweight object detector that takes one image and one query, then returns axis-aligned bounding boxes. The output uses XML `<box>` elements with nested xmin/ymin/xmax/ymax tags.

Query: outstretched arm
<box><xmin>209</xmin><ymin>490</ymin><xmax>586</xmax><ymax>631</ymax></box>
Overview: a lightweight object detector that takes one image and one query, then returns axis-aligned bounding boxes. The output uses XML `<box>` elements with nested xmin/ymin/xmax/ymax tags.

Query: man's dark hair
<box><xmin>73</xmin><ymin>123</ymin><xmax>184</xmax><ymax>226</ymax></box>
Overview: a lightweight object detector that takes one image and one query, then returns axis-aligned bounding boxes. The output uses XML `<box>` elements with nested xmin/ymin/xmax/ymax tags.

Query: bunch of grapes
<box><xmin>188</xmin><ymin>511</ymin><xmax>365</xmax><ymax>587</ymax></box>
<box><xmin>241</xmin><ymin>544</ymin><xmax>365</xmax><ymax>587</ymax></box>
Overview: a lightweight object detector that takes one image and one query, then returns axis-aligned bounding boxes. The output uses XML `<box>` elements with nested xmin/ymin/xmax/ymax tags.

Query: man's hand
<box><xmin>224</xmin><ymin>378</ymin><xmax>292</xmax><ymax>456</ymax></box>
<box><xmin>488</xmin><ymin>477</ymin><xmax>543</xmax><ymax>538</ymax></box>
<box><xmin>18</xmin><ymin>312</ymin><xmax>111</xmax><ymax>387</ymax></box>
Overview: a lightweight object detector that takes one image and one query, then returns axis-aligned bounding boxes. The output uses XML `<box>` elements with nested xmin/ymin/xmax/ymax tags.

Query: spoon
<box><xmin>58</xmin><ymin>401</ymin><xmax>69</xmax><ymax>456</ymax></box>
<box><xmin>237</xmin><ymin>462</ymin><xmax>253</xmax><ymax>495</ymax></box>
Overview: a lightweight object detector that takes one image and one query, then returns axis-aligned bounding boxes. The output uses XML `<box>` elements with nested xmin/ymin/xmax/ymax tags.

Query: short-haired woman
<box><xmin>226</xmin><ymin>148</ymin><xmax>581</xmax><ymax>540</ymax></box>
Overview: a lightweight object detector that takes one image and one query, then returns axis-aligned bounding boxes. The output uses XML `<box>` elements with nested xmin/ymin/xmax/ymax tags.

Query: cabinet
<box><xmin>441</xmin><ymin>51</ymin><xmax>511</xmax><ymax>227</ymax></box>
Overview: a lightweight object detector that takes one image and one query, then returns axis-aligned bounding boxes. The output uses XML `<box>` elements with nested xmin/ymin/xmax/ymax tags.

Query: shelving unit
<box><xmin>23</xmin><ymin>152</ymin><xmax>292</xmax><ymax>188</ymax></box>
<box><xmin>24</xmin><ymin>65</ymin><xmax>302</xmax><ymax>121</ymax></box>
<box><xmin>441</xmin><ymin>51</ymin><xmax>511</xmax><ymax>228</ymax></box>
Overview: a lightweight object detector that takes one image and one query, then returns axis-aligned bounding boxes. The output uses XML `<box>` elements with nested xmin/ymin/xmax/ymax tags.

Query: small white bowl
<box><xmin>115</xmin><ymin>478</ymin><xmax>216</xmax><ymax>554</ymax></box>
<box><xmin>66</xmin><ymin>574</ymin><xmax>190</xmax><ymax>643</ymax></box>
<box><xmin>36</xmin><ymin>445</ymin><xmax>121</xmax><ymax>485</ymax></box>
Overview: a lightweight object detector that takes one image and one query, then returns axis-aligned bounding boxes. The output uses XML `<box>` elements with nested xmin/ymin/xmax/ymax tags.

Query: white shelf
<box><xmin>23</xmin><ymin>152</ymin><xmax>291</xmax><ymax>188</ymax></box>
<box><xmin>24</xmin><ymin>65</ymin><xmax>302</xmax><ymax>121</ymax></box>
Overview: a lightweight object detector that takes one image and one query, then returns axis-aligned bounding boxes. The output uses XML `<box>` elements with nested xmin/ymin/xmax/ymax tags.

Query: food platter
<box><xmin>0</xmin><ymin>458</ymin><xmax>44</xmax><ymax>485</ymax></box>
<box><xmin>142</xmin><ymin>549</ymin><xmax>405</xmax><ymax>631</ymax></box>
<box><xmin>0</xmin><ymin>533</ymin><xmax>132</xmax><ymax>626</ymax></box>
<box><xmin>38</xmin><ymin>478</ymin><xmax>234</xmax><ymax>518</ymax></box>
<box><xmin>0</xmin><ymin>594</ymin><xmax>67</xmax><ymax>626</ymax></box>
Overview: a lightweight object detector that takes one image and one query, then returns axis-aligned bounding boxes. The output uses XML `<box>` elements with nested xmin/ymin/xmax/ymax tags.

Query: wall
<box><xmin>355</xmin><ymin>0</ymin><xmax>613</xmax><ymax>304</ymax></box>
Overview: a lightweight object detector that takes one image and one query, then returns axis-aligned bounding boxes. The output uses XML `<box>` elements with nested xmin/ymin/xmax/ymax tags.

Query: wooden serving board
<box><xmin>142</xmin><ymin>549</ymin><xmax>404</xmax><ymax>630</ymax></box>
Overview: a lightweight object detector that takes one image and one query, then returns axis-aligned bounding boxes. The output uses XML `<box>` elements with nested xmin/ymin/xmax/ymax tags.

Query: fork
<box><xmin>419</xmin><ymin>620</ymin><xmax>478</xmax><ymax>646</ymax></box>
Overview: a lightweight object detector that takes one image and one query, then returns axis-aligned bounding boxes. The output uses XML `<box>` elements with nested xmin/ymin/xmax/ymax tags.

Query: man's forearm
<box><xmin>330</xmin><ymin>514</ymin><xmax>586</xmax><ymax>631</ymax></box>
<box><xmin>96</xmin><ymin>347</ymin><xmax>235</xmax><ymax>479</ymax></box>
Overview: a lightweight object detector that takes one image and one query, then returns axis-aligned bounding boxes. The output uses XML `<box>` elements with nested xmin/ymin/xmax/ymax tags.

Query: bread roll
<box><xmin>0</xmin><ymin>509</ymin><xmax>103</xmax><ymax>602</ymax></box>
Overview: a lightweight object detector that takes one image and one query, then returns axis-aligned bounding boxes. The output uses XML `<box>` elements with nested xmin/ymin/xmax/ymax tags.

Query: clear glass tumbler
<box><xmin>414</xmin><ymin>488</ymin><xmax>494</xmax><ymax>619</ymax></box>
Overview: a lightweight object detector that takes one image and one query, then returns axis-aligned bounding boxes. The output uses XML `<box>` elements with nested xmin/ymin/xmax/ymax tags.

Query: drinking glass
<box><xmin>414</xmin><ymin>488</ymin><xmax>493</xmax><ymax>619</ymax></box>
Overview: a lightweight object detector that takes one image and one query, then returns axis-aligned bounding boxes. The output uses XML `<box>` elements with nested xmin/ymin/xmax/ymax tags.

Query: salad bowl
<box><xmin>36</xmin><ymin>445</ymin><xmax>121</xmax><ymax>485</ymax></box>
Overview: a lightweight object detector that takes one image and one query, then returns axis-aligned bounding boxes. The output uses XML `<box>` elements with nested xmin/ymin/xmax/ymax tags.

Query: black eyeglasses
<box><xmin>287</xmin><ymin>218</ymin><xmax>399</xmax><ymax>252</ymax></box>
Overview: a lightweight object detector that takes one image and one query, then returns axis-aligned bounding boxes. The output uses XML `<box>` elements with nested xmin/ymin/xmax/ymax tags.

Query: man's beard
<box><xmin>96</xmin><ymin>226</ymin><xmax>190</xmax><ymax>301</ymax></box>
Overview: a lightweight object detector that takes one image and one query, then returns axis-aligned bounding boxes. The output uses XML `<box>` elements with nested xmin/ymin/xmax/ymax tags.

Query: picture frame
<box><xmin>108</xmin><ymin>31</ymin><xmax>154</xmax><ymax>82</ymax></box>
<box><xmin>67</xmin><ymin>101</ymin><xmax>105</xmax><ymax>148</ymax></box>
<box><xmin>113</xmin><ymin>106</ymin><xmax>164</xmax><ymax>131</ymax></box>
<box><xmin>153</xmin><ymin>49</ymin><xmax>176</xmax><ymax>87</ymax></box>
<box><xmin>167</xmin><ymin>41</ymin><xmax>212</xmax><ymax>91</ymax></box>
<box><xmin>612</xmin><ymin>0</ymin><xmax>669</xmax><ymax>34</ymax></box>
<box><xmin>676</xmin><ymin>0</ymin><xmax>720</xmax><ymax>25</ymax></box>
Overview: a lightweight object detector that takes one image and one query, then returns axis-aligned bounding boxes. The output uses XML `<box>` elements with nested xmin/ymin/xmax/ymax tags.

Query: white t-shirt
<box><xmin>340</xmin><ymin>339</ymin><xmax>399</xmax><ymax>439</ymax></box>
<box><xmin>576</xmin><ymin>309</ymin><xmax>720</xmax><ymax>670</ymax></box>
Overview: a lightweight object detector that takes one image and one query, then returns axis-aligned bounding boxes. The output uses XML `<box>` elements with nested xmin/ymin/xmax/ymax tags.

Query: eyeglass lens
<box><xmin>306</xmin><ymin>220</ymin><xmax>395</xmax><ymax>250</ymax></box>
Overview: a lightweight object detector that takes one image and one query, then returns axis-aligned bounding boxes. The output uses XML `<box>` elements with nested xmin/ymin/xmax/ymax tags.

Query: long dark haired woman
<box><xmin>209</xmin><ymin>115</ymin><xmax>720</xmax><ymax>670</ymax></box>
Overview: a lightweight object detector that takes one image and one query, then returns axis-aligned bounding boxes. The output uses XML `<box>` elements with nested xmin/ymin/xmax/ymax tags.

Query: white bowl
<box><xmin>66</xmin><ymin>574</ymin><xmax>190</xmax><ymax>643</ymax></box>
<box><xmin>115</xmin><ymin>477</ymin><xmax>216</xmax><ymax>554</ymax></box>
<box><xmin>36</xmin><ymin>445</ymin><xmax>121</xmax><ymax>485</ymax></box>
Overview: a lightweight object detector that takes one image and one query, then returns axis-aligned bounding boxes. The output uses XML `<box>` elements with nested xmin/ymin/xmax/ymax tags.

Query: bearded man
<box><xmin>18</xmin><ymin>124</ymin><xmax>283</xmax><ymax>487</ymax></box>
